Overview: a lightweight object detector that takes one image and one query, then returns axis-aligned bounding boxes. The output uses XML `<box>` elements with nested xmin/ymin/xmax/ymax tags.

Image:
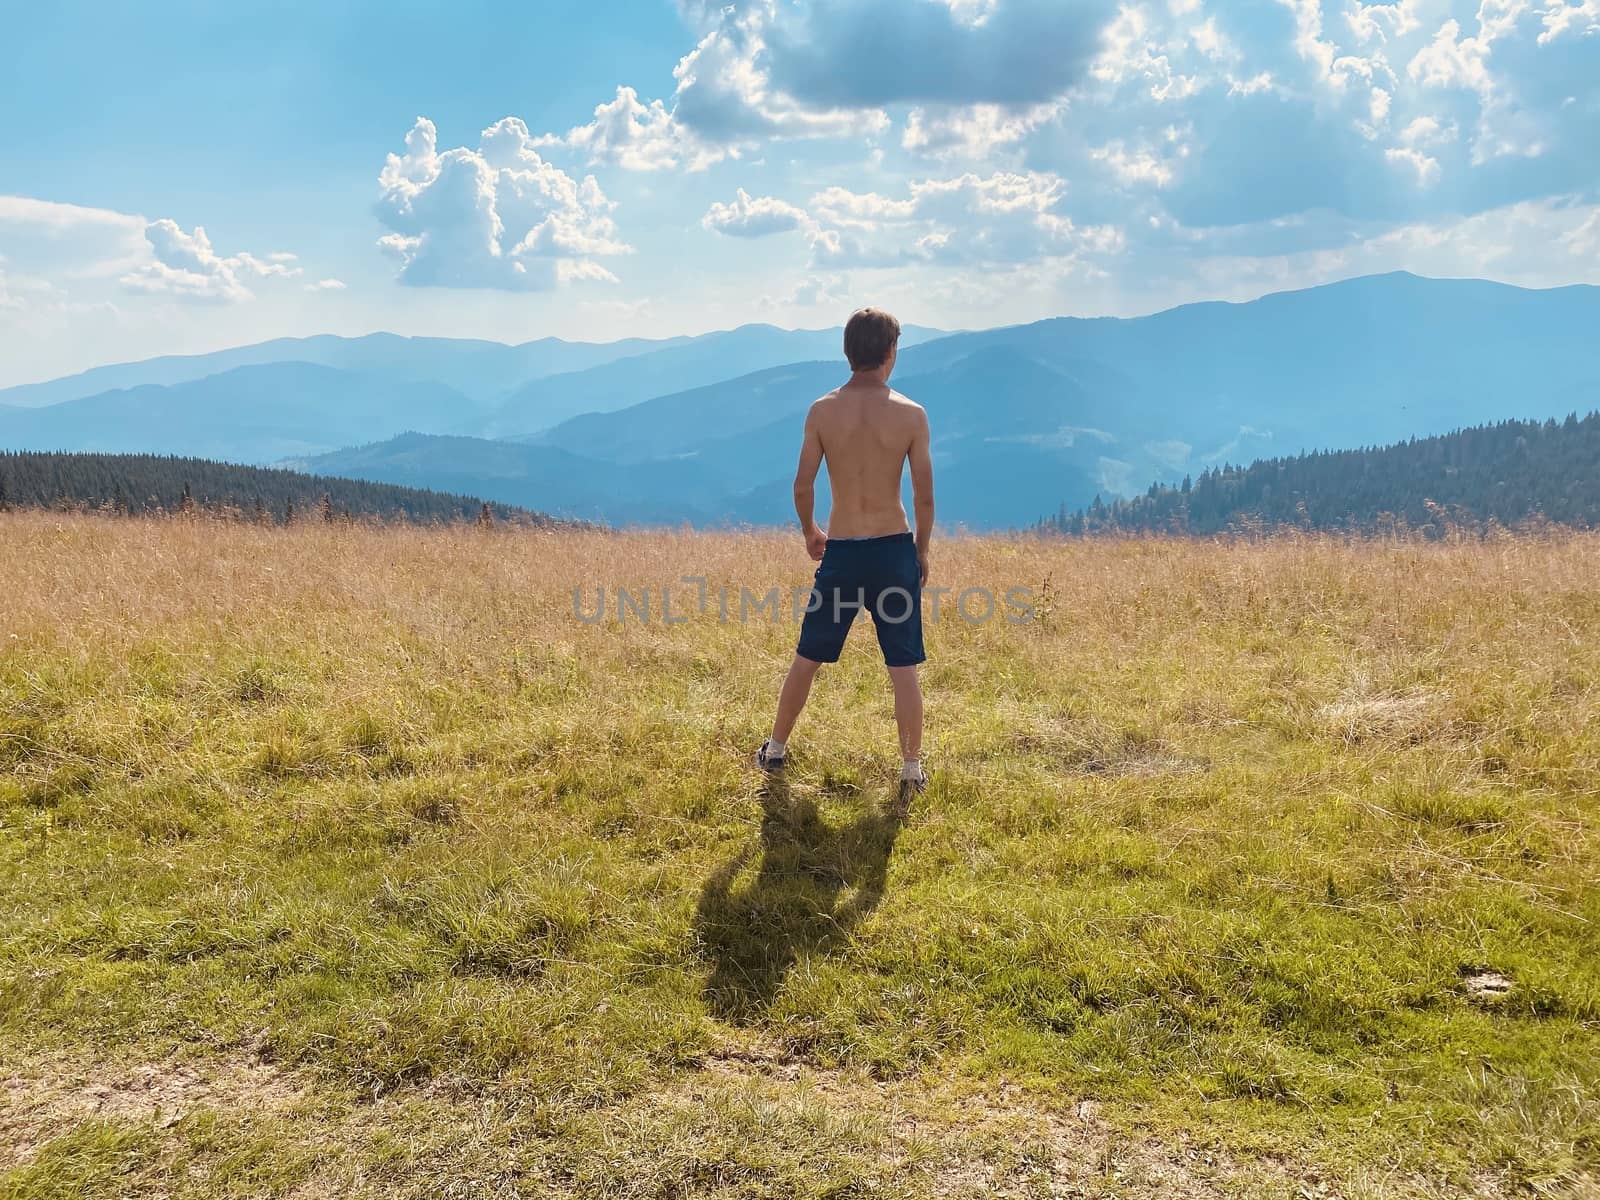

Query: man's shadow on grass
<box><xmin>694</xmin><ymin>774</ymin><xmax>906</xmax><ymax>1023</ymax></box>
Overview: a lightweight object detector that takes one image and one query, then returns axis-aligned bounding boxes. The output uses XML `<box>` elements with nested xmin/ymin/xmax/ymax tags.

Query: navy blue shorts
<box><xmin>796</xmin><ymin>532</ymin><xmax>926</xmax><ymax>668</ymax></box>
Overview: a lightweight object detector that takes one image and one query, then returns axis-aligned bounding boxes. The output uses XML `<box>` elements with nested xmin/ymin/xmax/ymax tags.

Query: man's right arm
<box><xmin>794</xmin><ymin>402</ymin><xmax>828</xmax><ymax>561</ymax></box>
<box><xmin>908</xmin><ymin>407</ymin><xmax>934</xmax><ymax>585</ymax></box>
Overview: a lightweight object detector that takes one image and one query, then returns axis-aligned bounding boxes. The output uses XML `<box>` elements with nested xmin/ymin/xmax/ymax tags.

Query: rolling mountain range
<box><xmin>484</xmin><ymin>324</ymin><xmax>946</xmax><ymax>436</ymax></box>
<box><xmin>4</xmin><ymin>273</ymin><xmax>1598</xmax><ymax>528</ymax></box>
<box><xmin>0</xmin><ymin>323</ymin><xmax>944</xmax><ymax>460</ymax></box>
<box><xmin>0</xmin><ymin>363</ymin><xmax>483</xmax><ymax>463</ymax></box>
<box><xmin>0</xmin><ymin>330</ymin><xmax>674</xmax><ymax>409</ymax></box>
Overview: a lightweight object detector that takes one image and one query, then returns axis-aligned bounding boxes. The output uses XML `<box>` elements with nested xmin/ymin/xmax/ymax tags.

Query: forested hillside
<box><xmin>1041</xmin><ymin>413</ymin><xmax>1600</xmax><ymax>535</ymax></box>
<box><xmin>0</xmin><ymin>451</ymin><xmax>551</xmax><ymax>524</ymax></box>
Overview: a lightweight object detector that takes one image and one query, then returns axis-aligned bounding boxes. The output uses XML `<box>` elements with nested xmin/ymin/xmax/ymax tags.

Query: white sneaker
<box><xmin>755</xmin><ymin>740</ymin><xmax>786</xmax><ymax>772</ymax></box>
<box><xmin>896</xmin><ymin>765</ymin><xmax>927</xmax><ymax>809</ymax></box>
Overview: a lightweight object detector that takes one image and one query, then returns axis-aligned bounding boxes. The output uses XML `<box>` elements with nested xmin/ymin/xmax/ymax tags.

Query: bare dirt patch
<box><xmin>669</xmin><ymin>1039</ymin><xmax>1434</xmax><ymax>1199</ymax></box>
<box><xmin>1462</xmin><ymin>969</ymin><xmax>1514</xmax><ymax>1004</ymax></box>
<box><xmin>0</xmin><ymin>1040</ymin><xmax>1539</xmax><ymax>1199</ymax></box>
<box><xmin>1010</xmin><ymin>722</ymin><xmax>1208</xmax><ymax>779</ymax></box>
<box><xmin>0</xmin><ymin>1049</ymin><xmax>306</xmax><ymax>1166</ymax></box>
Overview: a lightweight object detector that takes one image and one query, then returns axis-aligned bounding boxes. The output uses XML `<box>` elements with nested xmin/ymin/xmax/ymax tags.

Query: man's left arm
<box><xmin>908</xmin><ymin>408</ymin><xmax>934</xmax><ymax>585</ymax></box>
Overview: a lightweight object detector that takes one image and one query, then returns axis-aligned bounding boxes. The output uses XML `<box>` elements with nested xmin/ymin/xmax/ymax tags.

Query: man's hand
<box><xmin>918</xmin><ymin>549</ymin><xmax>930</xmax><ymax>587</ymax></box>
<box><xmin>805</xmin><ymin>524</ymin><xmax>829</xmax><ymax>561</ymax></box>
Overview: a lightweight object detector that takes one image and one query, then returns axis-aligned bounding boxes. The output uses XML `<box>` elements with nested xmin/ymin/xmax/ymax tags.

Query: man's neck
<box><xmin>847</xmin><ymin>368</ymin><xmax>891</xmax><ymax>387</ymax></box>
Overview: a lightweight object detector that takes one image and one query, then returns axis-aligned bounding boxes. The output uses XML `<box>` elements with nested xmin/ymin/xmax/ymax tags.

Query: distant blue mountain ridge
<box><xmin>3</xmin><ymin>274</ymin><xmax>1597</xmax><ymax>528</ymax></box>
<box><xmin>0</xmin><ymin>331</ymin><xmax>670</xmax><ymax>409</ymax></box>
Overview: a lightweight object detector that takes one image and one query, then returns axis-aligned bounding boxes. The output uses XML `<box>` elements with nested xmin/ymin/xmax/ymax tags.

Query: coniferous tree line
<box><xmin>0</xmin><ymin>451</ymin><xmax>555</xmax><ymax>525</ymax></box>
<box><xmin>1039</xmin><ymin>412</ymin><xmax>1600</xmax><ymax>536</ymax></box>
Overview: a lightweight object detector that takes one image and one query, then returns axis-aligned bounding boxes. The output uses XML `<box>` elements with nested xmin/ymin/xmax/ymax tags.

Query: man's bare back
<box><xmin>793</xmin><ymin>342</ymin><xmax>935</xmax><ymax>583</ymax></box>
<box><xmin>806</xmin><ymin>381</ymin><xmax>928</xmax><ymax>540</ymax></box>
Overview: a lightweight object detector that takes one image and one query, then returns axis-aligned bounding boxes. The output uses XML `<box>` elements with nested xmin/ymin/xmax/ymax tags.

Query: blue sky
<box><xmin>1</xmin><ymin>0</ymin><xmax>1596</xmax><ymax>386</ymax></box>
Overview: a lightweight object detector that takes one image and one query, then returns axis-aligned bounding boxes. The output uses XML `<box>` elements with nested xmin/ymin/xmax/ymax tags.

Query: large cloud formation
<box><xmin>1035</xmin><ymin>0</ymin><xmax>1600</xmax><ymax>238</ymax></box>
<box><xmin>376</xmin><ymin>117</ymin><xmax>631</xmax><ymax>291</ymax></box>
<box><xmin>542</xmin><ymin>0</ymin><xmax>1111</xmax><ymax>169</ymax></box>
<box><xmin>423</xmin><ymin>0</ymin><xmax>1599</xmax><ymax>312</ymax></box>
<box><xmin>539</xmin><ymin>0</ymin><xmax>1593</xmax><ymax>267</ymax></box>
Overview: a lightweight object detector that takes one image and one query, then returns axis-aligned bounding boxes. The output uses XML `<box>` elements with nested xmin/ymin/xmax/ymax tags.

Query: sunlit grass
<box><xmin>2</xmin><ymin>511</ymin><xmax>1596</xmax><ymax>1197</ymax></box>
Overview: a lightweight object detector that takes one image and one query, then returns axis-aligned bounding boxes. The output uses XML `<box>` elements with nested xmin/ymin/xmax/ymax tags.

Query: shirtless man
<box><xmin>756</xmin><ymin>307</ymin><xmax>934</xmax><ymax>797</ymax></box>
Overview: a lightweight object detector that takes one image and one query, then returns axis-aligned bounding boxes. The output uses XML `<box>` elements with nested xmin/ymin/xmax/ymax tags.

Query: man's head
<box><xmin>844</xmin><ymin>307</ymin><xmax>901</xmax><ymax>377</ymax></box>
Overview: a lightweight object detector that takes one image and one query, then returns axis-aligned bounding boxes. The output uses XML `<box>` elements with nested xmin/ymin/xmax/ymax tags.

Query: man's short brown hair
<box><xmin>843</xmin><ymin>307</ymin><xmax>901</xmax><ymax>371</ymax></box>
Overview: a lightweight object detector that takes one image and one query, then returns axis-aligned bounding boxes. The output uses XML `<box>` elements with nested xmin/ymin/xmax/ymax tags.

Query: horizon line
<box><xmin>3</xmin><ymin>268</ymin><xmax>1592</xmax><ymax>394</ymax></box>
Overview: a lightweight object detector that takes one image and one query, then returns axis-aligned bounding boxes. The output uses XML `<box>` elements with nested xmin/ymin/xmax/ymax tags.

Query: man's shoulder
<box><xmin>889</xmin><ymin>389</ymin><xmax>927</xmax><ymax>415</ymax></box>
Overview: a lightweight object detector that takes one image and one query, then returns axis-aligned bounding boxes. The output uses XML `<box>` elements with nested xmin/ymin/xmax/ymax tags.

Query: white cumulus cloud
<box><xmin>1094</xmin><ymin>4</ymin><xmax>1203</xmax><ymax>99</ymax></box>
<box><xmin>1346</xmin><ymin>1</ymin><xmax>1424</xmax><ymax>43</ymax></box>
<box><xmin>668</xmin><ymin>5</ymin><xmax>886</xmax><ymax>147</ymax></box>
<box><xmin>1092</xmin><ymin>135</ymin><xmax>1188</xmax><ymax>187</ymax></box>
<box><xmin>685</xmin><ymin>166</ymin><xmax>1122</xmax><ymax>274</ymax></box>
<box><xmin>376</xmin><ymin>116</ymin><xmax>631</xmax><ymax>292</ymax></box>
<box><xmin>1226</xmin><ymin>70</ymin><xmax>1278</xmax><ymax>95</ymax></box>
<box><xmin>122</xmin><ymin>219</ymin><xmax>302</xmax><ymax>303</ymax></box>
<box><xmin>812</xmin><ymin>171</ymin><xmax>1124</xmax><ymax>268</ymax></box>
<box><xmin>536</xmin><ymin>85</ymin><xmax>709</xmax><ymax>172</ymax></box>
<box><xmin>1397</xmin><ymin>114</ymin><xmax>1458</xmax><ymax>145</ymax></box>
<box><xmin>702</xmin><ymin>188</ymin><xmax>814</xmax><ymax>237</ymax></box>
<box><xmin>1384</xmin><ymin>145</ymin><xmax>1442</xmax><ymax>185</ymax></box>
<box><xmin>0</xmin><ymin>195</ymin><xmax>304</xmax><ymax>306</ymax></box>
<box><xmin>1405</xmin><ymin>7</ymin><xmax>1552</xmax><ymax>163</ymax></box>
<box><xmin>809</xmin><ymin>187</ymin><xmax>919</xmax><ymax>229</ymax></box>
<box><xmin>902</xmin><ymin>102</ymin><xmax>1063</xmax><ymax>158</ymax></box>
<box><xmin>1538</xmin><ymin>0</ymin><xmax>1600</xmax><ymax>43</ymax></box>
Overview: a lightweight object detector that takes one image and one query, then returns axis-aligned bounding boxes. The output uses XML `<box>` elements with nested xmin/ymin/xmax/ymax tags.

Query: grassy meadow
<box><xmin>1</xmin><ymin>511</ymin><xmax>1597</xmax><ymax>1198</ymax></box>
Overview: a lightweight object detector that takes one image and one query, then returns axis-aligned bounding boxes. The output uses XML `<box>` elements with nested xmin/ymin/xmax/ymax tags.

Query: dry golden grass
<box><xmin>2</xmin><ymin>511</ymin><xmax>1597</xmax><ymax>1198</ymax></box>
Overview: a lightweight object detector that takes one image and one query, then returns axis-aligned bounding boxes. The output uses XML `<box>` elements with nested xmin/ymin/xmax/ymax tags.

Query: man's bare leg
<box><xmin>769</xmin><ymin>655</ymin><xmax>824</xmax><ymax>753</ymax></box>
<box><xmin>888</xmin><ymin>665</ymin><xmax>924</xmax><ymax>788</ymax></box>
